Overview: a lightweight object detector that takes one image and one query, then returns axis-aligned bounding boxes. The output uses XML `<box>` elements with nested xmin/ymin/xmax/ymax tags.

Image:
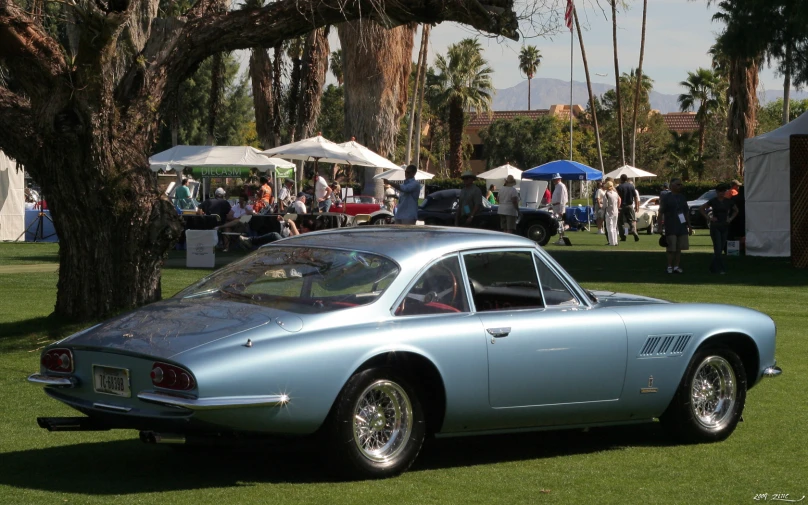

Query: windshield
<box><xmin>698</xmin><ymin>190</ymin><xmax>716</xmax><ymax>201</ymax></box>
<box><xmin>175</xmin><ymin>246</ymin><xmax>399</xmax><ymax>314</ymax></box>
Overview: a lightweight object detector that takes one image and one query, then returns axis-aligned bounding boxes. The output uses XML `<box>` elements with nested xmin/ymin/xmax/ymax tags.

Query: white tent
<box><xmin>338</xmin><ymin>140</ymin><xmax>400</xmax><ymax>170</ymax></box>
<box><xmin>743</xmin><ymin>111</ymin><xmax>808</xmax><ymax>256</ymax></box>
<box><xmin>149</xmin><ymin>145</ymin><xmax>293</xmax><ymax>173</ymax></box>
<box><xmin>372</xmin><ymin>168</ymin><xmax>435</xmax><ymax>181</ymax></box>
<box><xmin>260</xmin><ymin>135</ymin><xmax>369</xmax><ymax>165</ymax></box>
<box><xmin>477</xmin><ymin>163</ymin><xmax>523</xmax><ymax>190</ymax></box>
<box><xmin>0</xmin><ymin>150</ymin><xmax>25</xmax><ymax>242</ymax></box>
<box><xmin>604</xmin><ymin>165</ymin><xmax>656</xmax><ymax>179</ymax></box>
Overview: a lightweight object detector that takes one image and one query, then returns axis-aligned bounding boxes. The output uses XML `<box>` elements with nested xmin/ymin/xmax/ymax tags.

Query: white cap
<box><xmin>214</xmin><ymin>187</ymin><xmax>226</xmax><ymax>197</ymax></box>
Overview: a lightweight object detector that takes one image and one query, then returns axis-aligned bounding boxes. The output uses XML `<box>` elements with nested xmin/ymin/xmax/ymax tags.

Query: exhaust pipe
<box><xmin>140</xmin><ymin>431</ymin><xmax>186</xmax><ymax>445</ymax></box>
<box><xmin>37</xmin><ymin>417</ymin><xmax>110</xmax><ymax>432</ymax></box>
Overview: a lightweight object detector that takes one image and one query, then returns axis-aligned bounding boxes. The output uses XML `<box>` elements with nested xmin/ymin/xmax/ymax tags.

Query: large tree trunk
<box><xmin>413</xmin><ymin>25</ymin><xmax>431</xmax><ymax>169</ymax></box>
<box><xmin>206</xmin><ymin>52</ymin><xmax>225</xmax><ymax>145</ymax></box>
<box><xmin>249</xmin><ymin>47</ymin><xmax>274</xmax><ymax>148</ymax></box>
<box><xmin>448</xmin><ymin>97</ymin><xmax>464</xmax><ymax>177</ymax></box>
<box><xmin>405</xmin><ymin>24</ymin><xmax>428</xmax><ymax>165</ymax></box>
<box><xmin>295</xmin><ymin>28</ymin><xmax>329</xmax><ymax>141</ymax></box>
<box><xmin>783</xmin><ymin>42</ymin><xmax>792</xmax><ymax>125</ymax></box>
<box><xmin>271</xmin><ymin>44</ymin><xmax>285</xmax><ymax>147</ymax></box>
<box><xmin>339</xmin><ymin>20</ymin><xmax>415</xmax><ymax>199</ymax></box>
<box><xmin>0</xmin><ymin>0</ymin><xmax>519</xmax><ymax>321</ymax></box>
<box><xmin>727</xmin><ymin>55</ymin><xmax>759</xmax><ymax>178</ymax></box>
<box><xmin>630</xmin><ymin>0</ymin><xmax>647</xmax><ymax>166</ymax></box>
<box><xmin>574</xmin><ymin>8</ymin><xmax>603</xmax><ymax>171</ymax></box>
<box><xmin>611</xmin><ymin>0</ymin><xmax>626</xmax><ymax>166</ymax></box>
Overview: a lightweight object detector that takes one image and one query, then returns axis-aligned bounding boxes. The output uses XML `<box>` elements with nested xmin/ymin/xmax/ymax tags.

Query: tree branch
<box><xmin>0</xmin><ymin>0</ymin><xmax>67</xmax><ymax>92</ymax></box>
<box><xmin>0</xmin><ymin>86</ymin><xmax>39</xmax><ymax>163</ymax></box>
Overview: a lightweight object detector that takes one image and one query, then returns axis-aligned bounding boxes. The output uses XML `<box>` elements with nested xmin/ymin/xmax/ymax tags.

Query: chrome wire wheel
<box><xmin>527</xmin><ymin>223</ymin><xmax>548</xmax><ymax>245</ymax></box>
<box><xmin>352</xmin><ymin>380</ymin><xmax>413</xmax><ymax>463</ymax></box>
<box><xmin>689</xmin><ymin>355</ymin><xmax>737</xmax><ymax>430</ymax></box>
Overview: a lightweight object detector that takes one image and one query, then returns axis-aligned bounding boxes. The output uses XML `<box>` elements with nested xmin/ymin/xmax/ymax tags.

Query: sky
<box><xmin>419</xmin><ymin>0</ymin><xmax>783</xmax><ymax>96</ymax></box>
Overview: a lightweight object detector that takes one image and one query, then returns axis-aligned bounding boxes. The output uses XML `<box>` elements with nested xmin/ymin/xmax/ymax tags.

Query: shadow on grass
<box><xmin>1</xmin><ymin>254</ymin><xmax>59</xmax><ymax>264</ymax></box>
<box><xmin>0</xmin><ymin>315</ymin><xmax>86</xmax><ymax>349</ymax></box>
<box><xmin>0</xmin><ymin>424</ymin><xmax>673</xmax><ymax>492</ymax></box>
<box><xmin>550</xmin><ymin>250</ymin><xmax>808</xmax><ymax>287</ymax></box>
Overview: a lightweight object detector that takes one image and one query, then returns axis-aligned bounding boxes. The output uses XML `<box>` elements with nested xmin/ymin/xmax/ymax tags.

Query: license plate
<box><xmin>93</xmin><ymin>366</ymin><xmax>131</xmax><ymax>398</ymax></box>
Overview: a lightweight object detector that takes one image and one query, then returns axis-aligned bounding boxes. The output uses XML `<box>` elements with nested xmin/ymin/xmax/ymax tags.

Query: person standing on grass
<box><xmin>594</xmin><ymin>181</ymin><xmax>606</xmax><ymax>235</ymax></box>
<box><xmin>175</xmin><ymin>178</ymin><xmax>192</xmax><ymax>209</ymax></box>
<box><xmin>496</xmin><ymin>175</ymin><xmax>519</xmax><ymax>234</ymax></box>
<box><xmin>386</xmin><ymin>164</ymin><xmax>421</xmax><ymax>225</ymax></box>
<box><xmin>455</xmin><ymin>171</ymin><xmax>483</xmax><ymax>227</ymax></box>
<box><xmin>658</xmin><ymin>178</ymin><xmax>691</xmax><ymax>274</ymax></box>
<box><xmin>603</xmin><ymin>181</ymin><xmax>621</xmax><ymax>246</ymax></box>
<box><xmin>551</xmin><ymin>174</ymin><xmax>568</xmax><ymax>245</ymax></box>
<box><xmin>701</xmin><ymin>183</ymin><xmax>738</xmax><ymax>274</ymax></box>
<box><xmin>617</xmin><ymin>174</ymin><xmax>640</xmax><ymax>242</ymax></box>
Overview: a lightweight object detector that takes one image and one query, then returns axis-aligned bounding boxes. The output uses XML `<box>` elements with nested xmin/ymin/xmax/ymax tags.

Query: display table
<box><xmin>24</xmin><ymin>209</ymin><xmax>58</xmax><ymax>242</ymax></box>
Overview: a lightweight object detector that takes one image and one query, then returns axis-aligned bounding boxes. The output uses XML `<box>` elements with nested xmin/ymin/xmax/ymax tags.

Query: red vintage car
<box><xmin>332</xmin><ymin>195</ymin><xmax>394</xmax><ymax>224</ymax></box>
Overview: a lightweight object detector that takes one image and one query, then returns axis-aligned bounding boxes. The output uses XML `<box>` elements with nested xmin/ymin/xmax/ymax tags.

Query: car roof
<box><xmin>273</xmin><ymin>226</ymin><xmax>537</xmax><ymax>264</ymax></box>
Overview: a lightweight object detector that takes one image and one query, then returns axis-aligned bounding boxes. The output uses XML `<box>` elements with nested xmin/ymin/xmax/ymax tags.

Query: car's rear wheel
<box><xmin>326</xmin><ymin>368</ymin><xmax>425</xmax><ymax>479</ymax></box>
<box><xmin>661</xmin><ymin>347</ymin><xmax>746</xmax><ymax>443</ymax></box>
<box><xmin>526</xmin><ymin>222</ymin><xmax>550</xmax><ymax>246</ymax></box>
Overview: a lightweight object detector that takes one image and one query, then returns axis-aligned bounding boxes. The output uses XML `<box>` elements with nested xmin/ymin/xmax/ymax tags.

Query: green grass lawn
<box><xmin>1</xmin><ymin>237</ymin><xmax>806</xmax><ymax>504</ymax></box>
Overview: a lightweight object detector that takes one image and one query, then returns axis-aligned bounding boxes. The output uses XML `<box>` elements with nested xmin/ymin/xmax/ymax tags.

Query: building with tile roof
<box><xmin>661</xmin><ymin>112</ymin><xmax>699</xmax><ymax>134</ymax></box>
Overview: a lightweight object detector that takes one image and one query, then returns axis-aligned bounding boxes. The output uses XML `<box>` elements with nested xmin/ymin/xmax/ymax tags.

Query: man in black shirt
<box><xmin>616</xmin><ymin>174</ymin><xmax>640</xmax><ymax>242</ymax></box>
<box><xmin>197</xmin><ymin>187</ymin><xmax>232</xmax><ymax>224</ymax></box>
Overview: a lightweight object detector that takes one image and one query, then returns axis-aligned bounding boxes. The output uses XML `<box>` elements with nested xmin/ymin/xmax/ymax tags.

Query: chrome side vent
<box><xmin>639</xmin><ymin>334</ymin><xmax>692</xmax><ymax>357</ymax></box>
<box><xmin>640</xmin><ymin>336</ymin><xmax>661</xmax><ymax>356</ymax></box>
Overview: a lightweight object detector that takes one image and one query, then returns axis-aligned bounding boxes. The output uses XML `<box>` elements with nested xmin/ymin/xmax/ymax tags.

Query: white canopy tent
<box><xmin>149</xmin><ymin>145</ymin><xmax>293</xmax><ymax>173</ymax></box>
<box><xmin>338</xmin><ymin>140</ymin><xmax>400</xmax><ymax>171</ymax></box>
<box><xmin>149</xmin><ymin>145</ymin><xmax>295</xmax><ymax>201</ymax></box>
<box><xmin>372</xmin><ymin>168</ymin><xmax>435</xmax><ymax>181</ymax></box>
<box><xmin>0</xmin><ymin>150</ymin><xmax>25</xmax><ymax>241</ymax></box>
<box><xmin>260</xmin><ymin>135</ymin><xmax>369</xmax><ymax>165</ymax></box>
<box><xmin>604</xmin><ymin>165</ymin><xmax>657</xmax><ymax>179</ymax></box>
<box><xmin>477</xmin><ymin>163</ymin><xmax>523</xmax><ymax>189</ymax></box>
<box><xmin>743</xmin><ymin>111</ymin><xmax>808</xmax><ymax>256</ymax></box>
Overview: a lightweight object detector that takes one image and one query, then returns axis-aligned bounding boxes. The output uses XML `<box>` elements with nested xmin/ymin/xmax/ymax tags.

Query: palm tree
<box><xmin>621</xmin><ymin>69</ymin><xmax>654</xmax><ymax>111</ymax></box>
<box><xmin>518</xmin><ymin>45</ymin><xmax>542</xmax><ymax>111</ymax></box>
<box><xmin>433</xmin><ymin>38</ymin><xmax>494</xmax><ymax>176</ymax></box>
<box><xmin>245</xmin><ymin>0</ymin><xmax>273</xmax><ymax>148</ymax></box>
<box><xmin>406</xmin><ymin>25</ymin><xmax>430</xmax><ymax>165</ymax></box>
<box><xmin>330</xmin><ymin>49</ymin><xmax>343</xmax><ymax>86</ymax></box>
<box><xmin>413</xmin><ymin>25</ymin><xmax>432</xmax><ymax>168</ymax></box>
<box><xmin>611</xmin><ymin>0</ymin><xmax>626</xmax><ymax>166</ymax></box>
<box><xmin>678</xmin><ymin>67</ymin><xmax>722</xmax><ymax>160</ymax></box>
<box><xmin>339</xmin><ymin>21</ymin><xmax>416</xmax><ymax>198</ymax></box>
<box><xmin>573</xmin><ymin>7</ymin><xmax>604</xmax><ymax>171</ymax></box>
<box><xmin>631</xmin><ymin>0</ymin><xmax>648</xmax><ymax>166</ymax></box>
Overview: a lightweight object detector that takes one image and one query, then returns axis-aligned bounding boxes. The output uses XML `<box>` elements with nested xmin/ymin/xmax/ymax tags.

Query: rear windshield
<box><xmin>175</xmin><ymin>246</ymin><xmax>399</xmax><ymax>314</ymax></box>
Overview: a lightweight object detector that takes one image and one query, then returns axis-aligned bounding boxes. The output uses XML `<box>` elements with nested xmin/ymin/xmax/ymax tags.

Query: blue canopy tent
<box><xmin>523</xmin><ymin>160</ymin><xmax>602</xmax><ymax>234</ymax></box>
<box><xmin>522</xmin><ymin>160</ymin><xmax>603</xmax><ymax>181</ymax></box>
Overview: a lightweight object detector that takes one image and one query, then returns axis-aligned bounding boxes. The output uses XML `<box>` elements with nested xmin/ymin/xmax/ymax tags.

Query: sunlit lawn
<box><xmin>1</xmin><ymin>235</ymin><xmax>806</xmax><ymax>504</ymax></box>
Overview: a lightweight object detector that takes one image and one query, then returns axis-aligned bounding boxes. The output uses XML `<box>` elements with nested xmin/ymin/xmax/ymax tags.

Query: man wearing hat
<box><xmin>197</xmin><ymin>187</ymin><xmax>232</xmax><ymax>224</ymax></box>
<box><xmin>497</xmin><ymin>174</ymin><xmax>519</xmax><ymax>233</ymax></box>
<box><xmin>551</xmin><ymin>173</ymin><xmax>568</xmax><ymax>244</ymax></box>
<box><xmin>277</xmin><ymin>178</ymin><xmax>295</xmax><ymax>213</ymax></box>
<box><xmin>455</xmin><ymin>170</ymin><xmax>483</xmax><ymax>227</ymax></box>
<box><xmin>727</xmin><ymin>179</ymin><xmax>741</xmax><ymax>198</ymax></box>
<box><xmin>385</xmin><ymin>164</ymin><xmax>419</xmax><ymax>224</ymax></box>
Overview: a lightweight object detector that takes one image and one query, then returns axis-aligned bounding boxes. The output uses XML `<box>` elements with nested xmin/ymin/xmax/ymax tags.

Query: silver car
<box><xmin>29</xmin><ymin>227</ymin><xmax>781</xmax><ymax>478</ymax></box>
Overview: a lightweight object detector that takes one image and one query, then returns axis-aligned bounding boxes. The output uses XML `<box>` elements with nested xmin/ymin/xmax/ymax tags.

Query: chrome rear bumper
<box><xmin>137</xmin><ymin>391</ymin><xmax>289</xmax><ymax>410</ymax></box>
<box><xmin>28</xmin><ymin>373</ymin><xmax>76</xmax><ymax>387</ymax></box>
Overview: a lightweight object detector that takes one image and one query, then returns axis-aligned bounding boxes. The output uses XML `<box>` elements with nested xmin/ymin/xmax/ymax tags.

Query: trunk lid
<box><xmin>63</xmin><ymin>299</ymin><xmax>289</xmax><ymax>359</ymax></box>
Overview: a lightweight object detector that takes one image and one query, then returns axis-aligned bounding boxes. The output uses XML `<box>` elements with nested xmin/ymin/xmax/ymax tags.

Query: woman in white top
<box><xmin>603</xmin><ymin>181</ymin><xmax>622</xmax><ymax>246</ymax></box>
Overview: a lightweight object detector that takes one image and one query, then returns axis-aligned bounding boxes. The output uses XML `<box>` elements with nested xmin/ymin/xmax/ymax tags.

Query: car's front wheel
<box><xmin>326</xmin><ymin>368</ymin><xmax>425</xmax><ymax>479</ymax></box>
<box><xmin>526</xmin><ymin>222</ymin><xmax>550</xmax><ymax>246</ymax></box>
<box><xmin>661</xmin><ymin>347</ymin><xmax>746</xmax><ymax>443</ymax></box>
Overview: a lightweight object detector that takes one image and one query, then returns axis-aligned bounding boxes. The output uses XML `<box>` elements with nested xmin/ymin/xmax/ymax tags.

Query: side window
<box><xmin>534</xmin><ymin>254</ymin><xmax>579</xmax><ymax>307</ymax></box>
<box><xmin>463</xmin><ymin>251</ymin><xmax>543</xmax><ymax>311</ymax></box>
<box><xmin>395</xmin><ymin>256</ymin><xmax>469</xmax><ymax>316</ymax></box>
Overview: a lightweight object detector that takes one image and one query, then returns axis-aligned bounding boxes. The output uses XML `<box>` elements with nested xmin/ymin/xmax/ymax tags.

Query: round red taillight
<box><xmin>41</xmin><ymin>348</ymin><xmax>74</xmax><ymax>373</ymax></box>
<box><xmin>179</xmin><ymin>373</ymin><xmax>191</xmax><ymax>389</ymax></box>
<box><xmin>57</xmin><ymin>353</ymin><xmax>71</xmax><ymax>370</ymax></box>
<box><xmin>150</xmin><ymin>362</ymin><xmax>195</xmax><ymax>391</ymax></box>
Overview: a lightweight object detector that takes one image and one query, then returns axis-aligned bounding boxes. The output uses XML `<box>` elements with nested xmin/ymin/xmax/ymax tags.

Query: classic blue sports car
<box><xmin>29</xmin><ymin>227</ymin><xmax>781</xmax><ymax>478</ymax></box>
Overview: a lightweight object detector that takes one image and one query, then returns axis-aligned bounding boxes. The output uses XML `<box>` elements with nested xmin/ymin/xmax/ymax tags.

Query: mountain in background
<box><xmin>492</xmin><ymin>77</ymin><xmax>808</xmax><ymax>113</ymax></box>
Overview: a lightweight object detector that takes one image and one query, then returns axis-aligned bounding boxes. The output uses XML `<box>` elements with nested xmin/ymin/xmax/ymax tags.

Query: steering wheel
<box><xmin>404</xmin><ymin>265</ymin><xmax>458</xmax><ymax>305</ymax></box>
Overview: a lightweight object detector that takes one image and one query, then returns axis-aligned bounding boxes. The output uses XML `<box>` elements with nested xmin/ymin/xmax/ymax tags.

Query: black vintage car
<box><xmin>417</xmin><ymin>189</ymin><xmax>558</xmax><ymax>246</ymax></box>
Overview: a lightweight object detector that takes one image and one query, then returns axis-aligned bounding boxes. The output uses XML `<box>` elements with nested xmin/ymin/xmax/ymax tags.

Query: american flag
<box><xmin>565</xmin><ymin>0</ymin><xmax>574</xmax><ymax>31</ymax></box>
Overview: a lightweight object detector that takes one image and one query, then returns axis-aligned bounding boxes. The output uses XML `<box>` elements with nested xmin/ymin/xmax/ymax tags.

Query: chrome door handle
<box><xmin>486</xmin><ymin>327</ymin><xmax>511</xmax><ymax>338</ymax></box>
